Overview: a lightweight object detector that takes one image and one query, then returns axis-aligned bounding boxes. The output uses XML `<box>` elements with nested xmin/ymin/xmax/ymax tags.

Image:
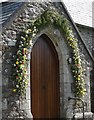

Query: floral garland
<box><xmin>13</xmin><ymin>29</ymin><xmax>33</xmax><ymax>96</ymax></box>
<box><xmin>13</xmin><ymin>9</ymin><xmax>86</xmax><ymax>98</ymax></box>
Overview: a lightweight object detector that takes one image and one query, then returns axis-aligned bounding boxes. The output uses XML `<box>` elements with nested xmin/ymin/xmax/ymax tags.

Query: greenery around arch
<box><xmin>13</xmin><ymin>9</ymin><xmax>86</xmax><ymax>98</ymax></box>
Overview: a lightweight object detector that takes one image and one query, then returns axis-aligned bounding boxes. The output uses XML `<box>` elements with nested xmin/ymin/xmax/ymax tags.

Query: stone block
<box><xmin>64</xmin><ymin>82</ymin><xmax>72</xmax><ymax>93</ymax></box>
<box><xmin>0</xmin><ymin>58</ymin><xmax>2</xmax><ymax>64</ymax></box>
<box><xmin>2</xmin><ymin>86</ymin><xmax>13</xmax><ymax>98</ymax></box>
<box><xmin>0</xmin><ymin>51</ymin><xmax>2</xmax><ymax>57</ymax></box>
<box><xmin>2</xmin><ymin>77</ymin><xmax>8</xmax><ymax>86</ymax></box>
<box><xmin>75</xmin><ymin>112</ymin><xmax>93</xmax><ymax>119</ymax></box>
<box><xmin>26</xmin><ymin>87</ymin><xmax>31</xmax><ymax>100</ymax></box>
<box><xmin>63</xmin><ymin>64</ymin><xmax>69</xmax><ymax>74</ymax></box>
<box><xmin>60</xmin><ymin>66</ymin><xmax>63</xmax><ymax>74</ymax></box>
<box><xmin>20</xmin><ymin>99</ymin><xmax>31</xmax><ymax>110</ymax></box>
<box><xmin>0</xmin><ymin>45</ymin><xmax>2</xmax><ymax>51</ymax></box>
<box><xmin>0</xmin><ymin>76</ymin><xmax>2</xmax><ymax>86</ymax></box>
<box><xmin>2</xmin><ymin>98</ymin><xmax>7</xmax><ymax>110</ymax></box>
<box><xmin>2</xmin><ymin>110</ymin><xmax>8</xmax><ymax>118</ymax></box>
<box><xmin>0</xmin><ymin>99</ymin><xmax>2</xmax><ymax>109</ymax></box>
<box><xmin>25</xmin><ymin>109</ymin><xmax>33</xmax><ymax>118</ymax></box>
<box><xmin>0</xmin><ymin>110</ymin><xmax>2</xmax><ymax>120</ymax></box>
<box><xmin>0</xmin><ymin>86</ymin><xmax>2</xmax><ymax>99</ymax></box>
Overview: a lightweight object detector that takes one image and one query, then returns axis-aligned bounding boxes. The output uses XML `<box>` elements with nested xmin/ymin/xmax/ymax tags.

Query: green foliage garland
<box><xmin>13</xmin><ymin>9</ymin><xmax>86</xmax><ymax>98</ymax></box>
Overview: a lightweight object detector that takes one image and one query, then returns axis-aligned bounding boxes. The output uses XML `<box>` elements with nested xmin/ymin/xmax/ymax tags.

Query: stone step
<box><xmin>74</xmin><ymin>112</ymin><xmax>93</xmax><ymax>119</ymax></box>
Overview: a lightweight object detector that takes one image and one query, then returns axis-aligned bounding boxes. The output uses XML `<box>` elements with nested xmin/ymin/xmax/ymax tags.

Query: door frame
<box><xmin>29</xmin><ymin>31</ymin><xmax>64</xmax><ymax>117</ymax></box>
<box><xmin>26</xmin><ymin>26</ymin><xmax>71</xmax><ymax>118</ymax></box>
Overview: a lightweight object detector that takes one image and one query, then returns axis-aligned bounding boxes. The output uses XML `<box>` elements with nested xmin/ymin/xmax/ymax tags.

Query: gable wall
<box><xmin>76</xmin><ymin>24</ymin><xmax>94</xmax><ymax>114</ymax></box>
<box><xmin>1</xmin><ymin>2</ymin><xmax>94</xmax><ymax>119</ymax></box>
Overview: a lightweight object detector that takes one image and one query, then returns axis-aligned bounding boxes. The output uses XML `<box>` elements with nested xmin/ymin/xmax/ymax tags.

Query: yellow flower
<box><xmin>21</xmin><ymin>36</ymin><xmax>26</xmax><ymax>40</ymax></box>
<box><xmin>83</xmin><ymin>89</ymin><xmax>86</xmax><ymax>92</ymax></box>
<box><xmin>80</xmin><ymin>90</ymin><xmax>85</xmax><ymax>95</ymax></box>
<box><xmin>25</xmin><ymin>81</ymin><xmax>28</xmax><ymax>85</ymax></box>
<box><xmin>16</xmin><ymin>61</ymin><xmax>19</xmax><ymax>65</ymax></box>
<box><xmin>13</xmin><ymin>89</ymin><xmax>16</xmax><ymax>92</ymax></box>
<box><xmin>20</xmin><ymin>77</ymin><xmax>22</xmax><ymax>80</ymax></box>
<box><xmin>78</xmin><ymin>77</ymin><xmax>81</xmax><ymax>81</ymax></box>
<box><xmin>26</xmin><ymin>29</ymin><xmax>32</xmax><ymax>33</ymax></box>
<box><xmin>24</xmin><ymin>48</ymin><xmax>27</xmax><ymax>50</ymax></box>
<box><xmin>20</xmin><ymin>64</ymin><xmax>24</xmax><ymax>68</ymax></box>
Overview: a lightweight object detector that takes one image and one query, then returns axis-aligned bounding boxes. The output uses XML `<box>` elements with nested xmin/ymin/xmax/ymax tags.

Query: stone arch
<box><xmin>25</xmin><ymin>26</ymin><xmax>73</xmax><ymax>118</ymax></box>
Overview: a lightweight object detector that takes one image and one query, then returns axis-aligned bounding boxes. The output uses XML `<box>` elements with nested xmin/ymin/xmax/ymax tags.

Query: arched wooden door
<box><xmin>31</xmin><ymin>34</ymin><xmax>60</xmax><ymax>118</ymax></box>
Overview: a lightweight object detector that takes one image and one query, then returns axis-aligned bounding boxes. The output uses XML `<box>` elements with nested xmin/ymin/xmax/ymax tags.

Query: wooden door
<box><xmin>31</xmin><ymin>34</ymin><xmax>60</xmax><ymax>118</ymax></box>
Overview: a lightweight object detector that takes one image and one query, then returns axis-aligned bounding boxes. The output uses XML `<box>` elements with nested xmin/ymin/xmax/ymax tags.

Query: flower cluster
<box><xmin>13</xmin><ymin>30</ymin><xmax>33</xmax><ymax>96</ymax></box>
<box><xmin>65</xmin><ymin>29</ymin><xmax>86</xmax><ymax>97</ymax></box>
<box><xmin>13</xmin><ymin>9</ymin><xmax>86</xmax><ymax>98</ymax></box>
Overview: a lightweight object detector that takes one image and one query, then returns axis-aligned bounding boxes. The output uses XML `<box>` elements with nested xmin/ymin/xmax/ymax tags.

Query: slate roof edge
<box><xmin>76</xmin><ymin>23</ymin><xmax>94</xmax><ymax>30</ymax></box>
<box><xmin>60</xmin><ymin>1</ymin><xmax>94</xmax><ymax>64</ymax></box>
<box><xmin>2</xmin><ymin>2</ymin><xmax>26</xmax><ymax>32</ymax></box>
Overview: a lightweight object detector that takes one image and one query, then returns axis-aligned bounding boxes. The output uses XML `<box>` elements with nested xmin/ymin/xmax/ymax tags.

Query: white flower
<box><xmin>16</xmin><ymin>85</ymin><xmax>19</xmax><ymax>88</ymax></box>
<box><xmin>30</xmin><ymin>40</ymin><xmax>33</xmax><ymax>46</ymax></box>
<box><xmin>14</xmin><ymin>64</ymin><xmax>16</xmax><ymax>67</ymax></box>
<box><xmin>32</xmin><ymin>33</ymin><xmax>36</xmax><ymax>37</ymax></box>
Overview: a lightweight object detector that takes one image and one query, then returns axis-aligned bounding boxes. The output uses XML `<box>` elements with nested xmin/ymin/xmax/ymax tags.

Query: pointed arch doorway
<box><xmin>31</xmin><ymin>34</ymin><xmax>60</xmax><ymax>118</ymax></box>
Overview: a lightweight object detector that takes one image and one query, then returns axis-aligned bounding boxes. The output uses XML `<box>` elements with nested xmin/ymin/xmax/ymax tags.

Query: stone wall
<box><xmin>77</xmin><ymin>24</ymin><xmax>94</xmax><ymax>114</ymax></box>
<box><xmin>1</xmin><ymin>2</ymin><xmax>93</xmax><ymax>119</ymax></box>
<box><xmin>0</xmin><ymin>21</ymin><xmax>2</xmax><ymax>119</ymax></box>
<box><xmin>0</xmin><ymin>46</ymin><xmax>2</xmax><ymax>120</ymax></box>
<box><xmin>77</xmin><ymin>24</ymin><xmax>94</xmax><ymax>54</ymax></box>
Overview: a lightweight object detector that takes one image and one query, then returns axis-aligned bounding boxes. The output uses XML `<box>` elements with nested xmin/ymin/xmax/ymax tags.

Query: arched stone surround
<box><xmin>26</xmin><ymin>26</ymin><xmax>74</xmax><ymax>118</ymax></box>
